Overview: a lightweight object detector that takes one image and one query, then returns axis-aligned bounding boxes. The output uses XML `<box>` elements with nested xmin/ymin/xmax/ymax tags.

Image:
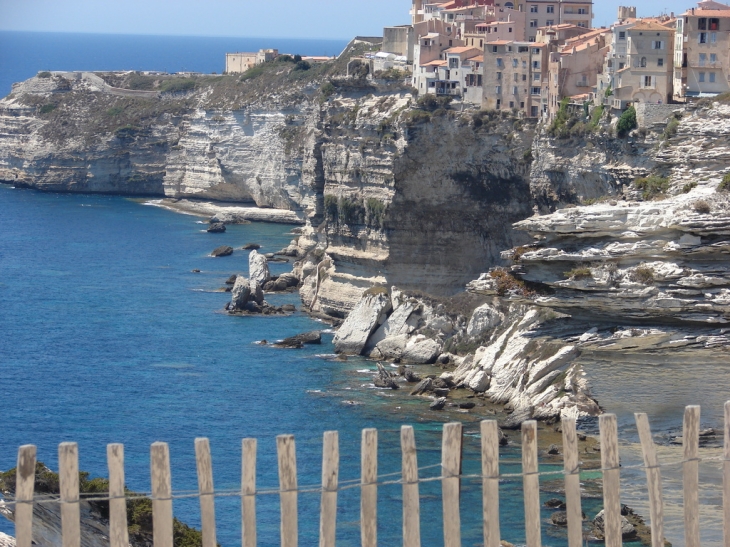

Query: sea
<box><xmin>0</xmin><ymin>32</ymin><xmax>727</xmax><ymax>547</ymax></box>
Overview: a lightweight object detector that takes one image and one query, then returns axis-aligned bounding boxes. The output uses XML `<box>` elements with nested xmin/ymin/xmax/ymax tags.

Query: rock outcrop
<box><xmin>333</xmin><ymin>289</ymin><xmax>392</xmax><ymax>354</ymax></box>
<box><xmin>248</xmin><ymin>250</ymin><xmax>271</xmax><ymax>286</ymax></box>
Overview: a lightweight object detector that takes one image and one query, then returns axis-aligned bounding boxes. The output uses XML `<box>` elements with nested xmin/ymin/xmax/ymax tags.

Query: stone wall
<box><xmin>636</xmin><ymin>102</ymin><xmax>683</xmax><ymax>128</ymax></box>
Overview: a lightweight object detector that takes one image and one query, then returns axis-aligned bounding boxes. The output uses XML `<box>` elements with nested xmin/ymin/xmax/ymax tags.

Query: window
<box><xmin>698</xmin><ymin>18</ymin><xmax>707</xmax><ymax>30</ymax></box>
<box><xmin>509</xmin><ymin>27</ymin><xmax>513</xmax><ymax>33</ymax></box>
<box><xmin>492</xmin><ymin>45</ymin><xmax>499</xmax><ymax>53</ymax></box>
<box><xmin>699</xmin><ymin>32</ymin><xmax>707</xmax><ymax>43</ymax></box>
<box><xmin>700</xmin><ymin>53</ymin><xmax>706</xmax><ymax>66</ymax></box>
<box><xmin>531</xmin><ymin>105</ymin><xmax>539</xmax><ymax>117</ymax></box>
<box><xmin>518</xmin><ymin>46</ymin><xmax>529</xmax><ymax>52</ymax></box>
<box><xmin>533</xmin><ymin>73</ymin><xmax>540</xmax><ymax>81</ymax></box>
<box><xmin>496</xmin><ymin>99</ymin><xmax>501</xmax><ymax>107</ymax></box>
<box><xmin>530</xmin><ymin>5</ymin><xmax>538</xmax><ymax>12</ymax></box>
<box><xmin>514</xmin><ymin>73</ymin><xmax>519</xmax><ymax>82</ymax></box>
<box><xmin>497</xmin><ymin>71</ymin><xmax>502</xmax><ymax>80</ymax></box>
<box><xmin>658</xmin><ymin>58</ymin><xmax>664</xmax><ymax>67</ymax></box>
<box><xmin>521</xmin><ymin>101</ymin><xmax>525</xmax><ymax>108</ymax></box>
<box><xmin>480</xmin><ymin>40</ymin><xmax>483</xmax><ymax>47</ymax></box>
<box><xmin>578</xmin><ymin>8</ymin><xmax>587</xmax><ymax>14</ymax></box>
<box><xmin>529</xmin><ymin>37</ymin><xmax>536</xmax><ymax>42</ymax></box>
<box><xmin>513</xmin><ymin>58</ymin><xmax>518</xmax><ymax>67</ymax></box>
<box><xmin>532</xmin><ymin>48</ymin><xmax>540</xmax><ymax>54</ymax></box>
<box><xmin>532</xmin><ymin>60</ymin><xmax>540</xmax><ymax>69</ymax></box>
<box><xmin>429</xmin><ymin>81</ymin><xmax>435</xmax><ymax>87</ymax></box>
<box><xmin>643</xmin><ymin>75</ymin><xmax>653</xmax><ymax>87</ymax></box>
<box><xmin>522</xmin><ymin>60</ymin><xmax>527</xmax><ymax>68</ymax></box>
<box><xmin>449</xmin><ymin>58</ymin><xmax>459</xmax><ymax>68</ymax></box>
<box><xmin>699</xmin><ymin>72</ymin><xmax>705</xmax><ymax>82</ymax></box>
<box><xmin>497</xmin><ymin>57</ymin><xmax>504</xmax><ymax>67</ymax></box>
<box><xmin>711</xmin><ymin>53</ymin><xmax>717</xmax><ymax>63</ymax></box>
<box><xmin>530</xmin><ymin>19</ymin><xmax>538</xmax><ymax>27</ymax></box>
<box><xmin>523</xmin><ymin>74</ymin><xmax>528</xmax><ymax>81</ymax></box>
<box><xmin>652</xmin><ymin>41</ymin><xmax>664</xmax><ymax>49</ymax></box>
<box><xmin>710</xmin><ymin>72</ymin><xmax>716</xmax><ymax>82</ymax></box>
<box><xmin>619</xmin><ymin>62</ymin><xmax>625</xmax><ymax>70</ymax></box>
<box><xmin>513</xmin><ymin>86</ymin><xmax>518</xmax><ymax>94</ymax></box>
<box><xmin>509</xmin><ymin>101</ymin><xmax>515</xmax><ymax>108</ymax></box>
<box><xmin>547</xmin><ymin>5</ymin><xmax>554</xmax><ymax>13</ymax></box>
<box><xmin>640</xmin><ymin>57</ymin><xmax>647</xmax><ymax>67</ymax></box>
<box><xmin>531</xmin><ymin>86</ymin><xmax>541</xmax><ymax>94</ymax></box>
<box><xmin>496</xmin><ymin>85</ymin><xmax>502</xmax><ymax>94</ymax></box>
<box><xmin>711</xmin><ymin>32</ymin><xmax>717</xmax><ymax>43</ymax></box>
<box><xmin>546</xmin><ymin>20</ymin><xmax>554</xmax><ymax>26</ymax></box>
<box><xmin>709</xmin><ymin>18</ymin><xmax>719</xmax><ymax>30</ymax></box>
<box><xmin>619</xmin><ymin>31</ymin><xmax>626</xmax><ymax>39</ymax></box>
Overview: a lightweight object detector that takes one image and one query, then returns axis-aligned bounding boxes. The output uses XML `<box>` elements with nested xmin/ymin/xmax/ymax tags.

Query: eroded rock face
<box><xmin>231</xmin><ymin>276</ymin><xmax>251</xmax><ymax>309</ymax></box>
<box><xmin>333</xmin><ymin>290</ymin><xmax>392</xmax><ymax>355</ymax></box>
<box><xmin>248</xmin><ymin>250</ymin><xmax>271</xmax><ymax>286</ymax></box>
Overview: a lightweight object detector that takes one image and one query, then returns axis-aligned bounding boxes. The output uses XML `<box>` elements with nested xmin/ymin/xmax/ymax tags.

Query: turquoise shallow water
<box><xmin>1</xmin><ymin>186</ymin><xmax>611</xmax><ymax>547</ymax></box>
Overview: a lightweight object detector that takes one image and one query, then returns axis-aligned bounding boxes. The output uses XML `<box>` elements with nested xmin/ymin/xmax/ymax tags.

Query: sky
<box><xmin>0</xmin><ymin>0</ymin><xmax>702</xmax><ymax>39</ymax></box>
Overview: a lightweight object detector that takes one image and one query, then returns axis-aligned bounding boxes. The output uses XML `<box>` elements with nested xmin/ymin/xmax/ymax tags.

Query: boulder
<box><xmin>499</xmin><ymin>406</ymin><xmax>533</xmax><ymax>430</ymax></box>
<box><xmin>402</xmin><ymin>336</ymin><xmax>441</xmax><ymax>364</ymax></box>
<box><xmin>281</xmin><ymin>304</ymin><xmax>296</xmax><ymax>312</ymax></box>
<box><xmin>592</xmin><ymin>510</ymin><xmax>637</xmax><ymax>540</ymax></box>
<box><xmin>225</xmin><ymin>274</ymin><xmax>237</xmax><ymax>285</ymax></box>
<box><xmin>333</xmin><ymin>290</ymin><xmax>392</xmax><ymax>355</ymax></box>
<box><xmin>551</xmin><ymin>511</ymin><xmax>568</xmax><ymax>526</ymax></box>
<box><xmin>249</xmin><ymin>279</ymin><xmax>264</xmax><ymax>305</ymax></box>
<box><xmin>433</xmin><ymin>388</ymin><xmax>450</xmax><ymax>397</ymax></box>
<box><xmin>211</xmin><ymin>246</ymin><xmax>233</xmax><ymax>257</ymax></box>
<box><xmin>545</xmin><ymin>498</ymin><xmax>566</xmax><ymax>509</ymax></box>
<box><xmin>466</xmin><ymin>369</ymin><xmax>491</xmax><ymax>392</ymax></box>
<box><xmin>366</xmin><ymin>299</ymin><xmax>419</xmax><ymax>351</ymax></box>
<box><xmin>467</xmin><ymin>303</ymin><xmax>504</xmax><ymax>337</ymax></box>
<box><xmin>430</xmin><ymin>397</ymin><xmax>447</xmax><ymax>411</ymax></box>
<box><xmin>374</xmin><ymin>362</ymin><xmax>399</xmax><ymax>389</ymax></box>
<box><xmin>207</xmin><ymin>222</ymin><xmax>226</xmax><ymax>233</ymax></box>
<box><xmin>192</xmin><ymin>269</ymin><xmax>201</xmax><ymax>273</ymax></box>
<box><xmin>242</xmin><ymin>243</ymin><xmax>261</xmax><ymax>250</ymax></box>
<box><xmin>248</xmin><ymin>250</ymin><xmax>271</xmax><ymax>285</ymax></box>
<box><xmin>373</xmin><ymin>334</ymin><xmax>408</xmax><ymax>360</ymax></box>
<box><xmin>403</xmin><ymin>368</ymin><xmax>421</xmax><ymax>383</ymax></box>
<box><xmin>547</xmin><ymin>444</ymin><xmax>560</xmax><ymax>455</ymax></box>
<box><xmin>274</xmin><ymin>331</ymin><xmax>322</xmax><ymax>348</ymax></box>
<box><xmin>459</xmin><ymin>402</ymin><xmax>476</xmax><ymax>409</ymax></box>
<box><xmin>410</xmin><ymin>378</ymin><xmax>433</xmax><ymax>396</ymax></box>
<box><xmin>231</xmin><ymin>276</ymin><xmax>251</xmax><ymax>309</ymax></box>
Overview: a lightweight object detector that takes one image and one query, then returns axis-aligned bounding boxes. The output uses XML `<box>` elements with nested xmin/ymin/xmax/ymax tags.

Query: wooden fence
<box><xmin>7</xmin><ymin>401</ymin><xmax>730</xmax><ymax>547</ymax></box>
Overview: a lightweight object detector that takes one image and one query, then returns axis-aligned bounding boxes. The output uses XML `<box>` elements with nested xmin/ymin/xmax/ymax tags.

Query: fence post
<box><xmin>361</xmin><ymin>428</ymin><xmax>377</xmax><ymax>547</ymax></box>
<box><xmin>107</xmin><ymin>444</ymin><xmax>129</xmax><ymax>547</ymax></box>
<box><xmin>480</xmin><ymin>421</ymin><xmax>500</xmax><ymax>547</ymax></box>
<box><xmin>561</xmin><ymin>418</ymin><xmax>582</xmax><ymax>547</ymax></box>
<box><xmin>442</xmin><ymin>423</ymin><xmax>462</xmax><ymax>547</ymax></box>
<box><xmin>59</xmin><ymin>442</ymin><xmax>80</xmax><ymax>547</ymax></box>
<box><xmin>401</xmin><ymin>425</ymin><xmax>421</xmax><ymax>547</ymax></box>
<box><xmin>722</xmin><ymin>401</ymin><xmax>730</xmax><ymax>547</ymax></box>
<box><xmin>599</xmin><ymin>414</ymin><xmax>622</xmax><ymax>547</ymax></box>
<box><xmin>151</xmin><ymin>442</ymin><xmax>173</xmax><ymax>547</ymax></box>
<box><xmin>682</xmin><ymin>406</ymin><xmax>700</xmax><ymax>547</ymax></box>
<box><xmin>242</xmin><ymin>438</ymin><xmax>257</xmax><ymax>547</ymax></box>
<box><xmin>195</xmin><ymin>438</ymin><xmax>217</xmax><ymax>547</ymax></box>
<box><xmin>15</xmin><ymin>445</ymin><xmax>36</xmax><ymax>547</ymax></box>
<box><xmin>320</xmin><ymin>431</ymin><xmax>339</xmax><ymax>547</ymax></box>
<box><xmin>521</xmin><ymin>421</ymin><xmax>541</xmax><ymax>547</ymax></box>
<box><xmin>635</xmin><ymin>413</ymin><xmax>664</xmax><ymax>547</ymax></box>
<box><xmin>277</xmin><ymin>434</ymin><xmax>298</xmax><ymax>547</ymax></box>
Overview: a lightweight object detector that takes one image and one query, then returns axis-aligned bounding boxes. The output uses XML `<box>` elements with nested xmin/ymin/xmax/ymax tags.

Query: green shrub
<box><xmin>589</xmin><ymin>105</ymin><xmax>604</xmax><ymax>129</ymax></box>
<box><xmin>616</xmin><ymin>106</ymin><xmax>637</xmax><ymax>137</ymax></box>
<box><xmin>365</xmin><ymin>198</ymin><xmax>386</xmax><ymax>228</ymax></box>
<box><xmin>293</xmin><ymin>60</ymin><xmax>311</xmax><ymax>71</ymax></box>
<box><xmin>682</xmin><ymin>181</ymin><xmax>697</xmax><ymax>193</ymax></box>
<box><xmin>403</xmin><ymin>109</ymin><xmax>431</xmax><ymax>125</ymax></box>
<box><xmin>548</xmin><ymin>98</ymin><xmax>570</xmax><ymax>137</ymax></box>
<box><xmin>39</xmin><ymin>103</ymin><xmax>56</xmax><ymax>114</ymax></box>
<box><xmin>631</xmin><ymin>266</ymin><xmax>655</xmax><ymax>285</ymax></box>
<box><xmin>523</xmin><ymin>148</ymin><xmax>533</xmax><ymax>162</ymax></box>
<box><xmin>489</xmin><ymin>268</ymin><xmax>535</xmax><ymax>297</ymax></box>
<box><xmin>240</xmin><ymin>66</ymin><xmax>265</xmax><ymax>81</ymax></box>
<box><xmin>127</xmin><ymin>73</ymin><xmax>156</xmax><ymax>90</ymax></box>
<box><xmin>277</xmin><ymin>55</ymin><xmax>295</xmax><ymax>63</ymax></box>
<box><xmin>337</xmin><ymin>196</ymin><xmax>364</xmax><ymax>224</ymax></box>
<box><xmin>634</xmin><ymin>175</ymin><xmax>669</xmax><ymax>200</ymax></box>
<box><xmin>107</xmin><ymin>106</ymin><xmax>125</xmax><ymax>116</ymax></box>
<box><xmin>663</xmin><ymin>117</ymin><xmax>680</xmax><ymax>139</ymax></box>
<box><xmin>324</xmin><ymin>194</ymin><xmax>338</xmax><ymax>220</ymax></box>
<box><xmin>320</xmin><ymin>81</ymin><xmax>335</xmax><ymax>98</ymax></box>
<box><xmin>564</xmin><ymin>267</ymin><xmax>592</xmax><ymax>280</ymax></box>
<box><xmin>159</xmin><ymin>79</ymin><xmax>196</xmax><ymax>93</ymax></box>
<box><xmin>718</xmin><ymin>173</ymin><xmax>730</xmax><ymax>192</ymax></box>
<box><xmin>416</xmin><ymin>94</ymin><xmax>452</xmax><ymax>112</ymax></box>
<box><xmin>37</xmin><ymin>71</ymin><xmax>52</xmax><ymax>78</ymax></box>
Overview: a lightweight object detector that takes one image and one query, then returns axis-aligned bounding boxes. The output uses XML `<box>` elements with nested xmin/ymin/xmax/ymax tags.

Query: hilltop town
<box><xmin>227</xmin><ymin>0</ymin><xmax>728</xmax><ymax>122</ymax></box>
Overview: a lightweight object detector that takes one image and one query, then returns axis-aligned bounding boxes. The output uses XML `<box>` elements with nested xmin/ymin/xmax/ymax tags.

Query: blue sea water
<box><xmin>0</xmin><ymin>31</ymin><xmax>349</xmax><ymax>96</ymax></box>
<box><xmin>0</xmin><ymin>186</ymin><xmax>609</xmax><ymax>547</ymax></box>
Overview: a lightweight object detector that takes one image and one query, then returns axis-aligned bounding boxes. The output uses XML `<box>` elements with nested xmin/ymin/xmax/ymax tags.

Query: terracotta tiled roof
<box><xmin>422</xmin><ymin>59</ymin><xmax>448</xmax><ymax>66</ymax></box>
<box><xmin>485</xmin><ymin>40</ymin><xmax>512</xmax><ymax>45</ymax></box>
<box><xmin>467</xmin><ymin>54</ymin><xmax>485</xmax><ymax>62</ymax></box>
<box><xmin>631</xmin><ymin>20</ymin><xmax>674</xmax><ymax>31</ymax></box>
<box><xmin>445</xmin><ymin>46</ymin><xmax>481</xmax><ymax>53</ymax></box>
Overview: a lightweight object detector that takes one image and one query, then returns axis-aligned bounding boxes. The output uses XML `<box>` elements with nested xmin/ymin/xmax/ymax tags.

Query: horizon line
<box><xmin>0</xmin><ymin>29</ymin><xmax>354</xmax><ymax>42</ymax></box>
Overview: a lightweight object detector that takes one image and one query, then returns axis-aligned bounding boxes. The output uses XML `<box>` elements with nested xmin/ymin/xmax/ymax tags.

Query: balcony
<box><xmin>691</xmin><ymin>61</ymin><xmax>722</xmax><ymax>68</ymax></box>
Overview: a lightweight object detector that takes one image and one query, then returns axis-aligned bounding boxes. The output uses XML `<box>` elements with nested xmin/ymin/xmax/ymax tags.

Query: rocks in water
<box><xmin>211</xmin><ymin>246</ymin><xmax>233</xmax><ymax>257</ymax></box>
<box><xmin>430</xmin><ymin>397</ymin><xmax>447</xmax><ymax>411</ymax></box>
<box><xmin>281</xmin><ymin>304</ymin><xmax>296</xmax><ymax>312</ymax></box>
<box><xmin>374</xmin><ymin>362</ymin><xmax>399</xmax><ymax>389</ymax></box>
<box><xmin>499</xmin><ymin>406</ymin><xmax>533</xmax><ymax>430</ymax></box>
<box><xmin>333</xmin><ymin>290</ymin><xmax>392</xmax><ymax>355</ymax></box>
<box><xmin>225</xmin><ymin>274</ymin><xmax>237</xmax><ymax>285</ymax></box>
<box><xmin>497</xmin><ymin>428</ymin><xmax>509</xmax><ymax>446</ymax></box>
<box><xmin>459</xmin><ymin>401</ymin><xmax>476</xmax><ymax>409</ymax></box>
<box><xmin>550</xmin><ymin>511</ymin><xmax>568</xmax><ymax>526</ymax></box>
<box><xmin>433</xmin><ymin>388</ymin><xmax>450</xmax><ymax>397</ymax></box>
<box><xmin>248</xmin><ymin>250</ymin><xmax>271</xmax><ymax>285</ymax></box>
<box><xmin>192</xmin><ymin>269</ymin><xmax>201</xmax><ymax>273</ymax></box>
<box><xmin>249</xmin><ymin>279</ymin><xmax>264</xmax><ymax>305</ymax></box>
<box><xmin>591</xmin><ymin>509</ymin><xmax>637</xmax><ymax>540</ymax></box>
<box><xmin>242</xmin><ymin>243</ymin><xmax>261</xmax><ymax>250</ymax></box>
<box><xmin>207</xmin><ymin>222</ymin><xmax>226</xmax><ymax>233</ymax></box>
<box><xmin>264</xmin><ymin>273</ymin><xmax>299</xmax><ymax>292</ymax></box>
<box><xmin>410</xmin><ymin>377</ymin><xmax>433</xmax><ymax>396</ymax></box>
<box><xmin>274</xmin><ymin>331</ymin><xmax>322</xmax><ymax>348</ymax></box>
<box><xmin>545</xmin><ymin>498</ymin><xmax>567</xmax><ymax>509</ymax></box>
<box><xmin>402</xmin><ymin>335</ymin><xmax>441</xmax><ymax>364</ymax></box>
<box><xmin>231</xmin><ymin>277</ymin><xmax>251</xmax><ymax>310</ymax></box>
<box><xmin>403</xmin><ymin>368</ymin><xmax>421</xmax><ymax>383</ymax></box>
<box><xmin>547</xmin><ymin>444</ymin><xmax>560</xmax><ymax>455</ymax></box>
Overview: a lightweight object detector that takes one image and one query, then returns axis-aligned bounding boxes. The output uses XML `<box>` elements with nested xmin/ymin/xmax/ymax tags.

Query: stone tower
<box><xmin>412</xmin><ymin>0</ymin><xmax>424</xmax><ymax>24</ymax></box>
<box><xmin>617</xmin><ymin>6</ymin><xmax>637</xmax><ymax>20</ymax></box>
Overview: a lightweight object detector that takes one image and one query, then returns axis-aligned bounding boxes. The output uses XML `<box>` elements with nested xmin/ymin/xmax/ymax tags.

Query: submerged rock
<box><xmin>274</xmin><ymin>331</ymin><xmax>322</xmax><ymax>348</ymax></box>
<box><xmin>211</xmin><ymin>245</ymin><xmax>233</xmax><ymax>257</ymax></box>
<box><xmin>241</xmin><ymin>243</ymin><xmax>261</xmax><ymax>250</ymax></box>
<box><xmin>206</xmin><ymin>222</ymin><xmax>226</xmax><ymax>233</ymax></box>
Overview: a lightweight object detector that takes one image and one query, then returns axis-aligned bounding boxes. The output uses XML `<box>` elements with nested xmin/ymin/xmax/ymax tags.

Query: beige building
<box><xmin>547</xmin><ymin>28</ymin><xmax>610</xmax><ymax>116</ymax></box>
<box><xmin>675</xmin><ymin>0</ymin><xmax>730</xmax><ymax>99</ymax></box>
<box><xmin>483</xmin><ymin>40</ymin><xmax>549</xmax><ymax>116</ymax></box>
<box><xmin>613</xmin><ymin>20</ymin><xmax>675</xmax><ymax>108</ymax></box>
<box><xmin>515</xmin><ymin>0</ymin><xmax>594</xmax><ymax>41</ymax></box>
<box><xmin>225</xmin><ymin>49</ymin><xmax>278</xmax><ymax>74</ymax></box>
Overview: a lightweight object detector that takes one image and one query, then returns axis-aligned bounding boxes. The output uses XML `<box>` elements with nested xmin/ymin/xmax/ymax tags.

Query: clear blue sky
<box><xmin>0</xmin><ymin>0</ymin><xmax>700</xmax><ymax>39</ymax></box>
